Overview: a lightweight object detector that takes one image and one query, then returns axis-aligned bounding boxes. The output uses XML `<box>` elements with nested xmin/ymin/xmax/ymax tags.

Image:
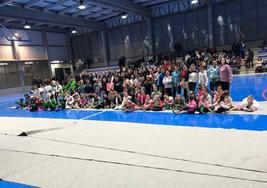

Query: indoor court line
<box><xmin>233</xmin><ymin>72</ymin><xmax>267</xmax><ymax>77</ymax></box>
<box><xmin>78</xmin><ymin>111</ymin><xmax>106</xmax><ymax>120</ymax></box>
<box><xmin>3</xmin><ymin>133</ymin><xmax>266</xmax><ymax>175</ymax></box>
<box><xmin>1</xmin><ymin>148</ymin><xmax>267</xmax><ymax>185</ymax></box>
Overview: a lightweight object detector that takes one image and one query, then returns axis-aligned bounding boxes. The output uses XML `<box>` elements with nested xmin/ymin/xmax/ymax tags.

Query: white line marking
<box><xmin>79</xmin><ymin>111</ymin><xmax>106</xmax><ymax>120</ymax></box>
<box><xmin>234</xmin><ymin>72</ymin><xmax>267</xmax><ymax>77</ymax></box>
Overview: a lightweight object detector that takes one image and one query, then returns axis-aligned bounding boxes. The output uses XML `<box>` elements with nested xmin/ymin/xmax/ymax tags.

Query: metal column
<box><xmin>41</xmin><ymin>31</ymin><xmax>52</xmax><ymax>77</ymax></box>
<box><xmin>101</xmin><ymin>30</ymin><xmax>109</xmax><ymax>66</ymax></box>
<box><xmin>207</xmin><ymin>4</ymin><xmax>214</xmax><ymax>48</ymax></box>
<box><xmin>11</xmin><ymin>41</ymin><xmax>25</xmax><ymax>92</ymax></box>
<box><xmin>146</xmin><ymin>18</ymin><xmax>155</xmax><ymax>55</ymax></box>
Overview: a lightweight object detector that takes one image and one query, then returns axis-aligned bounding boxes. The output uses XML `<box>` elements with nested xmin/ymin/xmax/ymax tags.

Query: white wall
<box><xmin>0</xmin><ymin>29</ymin><xmax>71</xmax><ymax>93</ymax></box>
<box><xmin>0</xmin><ymin>46</ymin><xmax>13</xmax><ymax>60</ymax></box>
<box><xmin>0</xmin><ymin>29</ymin><xmax>70</xmax><ymax>61</ymax></box>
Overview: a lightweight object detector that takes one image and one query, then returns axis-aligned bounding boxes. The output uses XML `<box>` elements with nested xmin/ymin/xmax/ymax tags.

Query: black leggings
<box><xmin>165</xmin><ymin>88</ymin><xmax>172</xmax><ymax>96</ymax></box>
<box><xmin>210</xmin><ymin>81</ymin><xmax>220</xmax><ymax>92</ymax></box>
<box><xmin>215</xmin><ymin>107</ymin><xmax>228</xmax><ymax>113</ymax></box>
<box><xmin>220</xmin><ymin>81</ymin><xmax>230</xmax><ymax>91</ymax></box>
<box><xmin>189</xmin><ymin>82</ymin><xmax>196</xmax><ymax>92</ymax></box>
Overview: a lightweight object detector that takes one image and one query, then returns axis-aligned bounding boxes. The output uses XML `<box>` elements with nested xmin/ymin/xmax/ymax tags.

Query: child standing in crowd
<box><xmin>180</xmin><ymin>65</ymin><xmax>189</xmax><ymax>101</ymax></box>
<box><xmin>198</xmin><ymin>65</ymin><xmax>208</xmax><ymax>88</ymax></box>
<box><xmin>219</xmin><ymin>57</ymin><xmax>233</xmax><ymax>91</ymax></box>
<box><xmin>208</xmin><ymin>60</ymin><xmax>220</xmax><ymax>94</ymax></box>
<box><xmin>188</xmin><ymin>64</ymin><xmax>198</xmax><ymax>92</ymax></box>
<box><xmin>171</xmin><ymin>66</ymin><xmax>181</xmax><ymax>98</ymax></box>
<box><xmin>163</xmin><ymin>71</ymin><xmax>173</xmax><ymax>97</ymax></box>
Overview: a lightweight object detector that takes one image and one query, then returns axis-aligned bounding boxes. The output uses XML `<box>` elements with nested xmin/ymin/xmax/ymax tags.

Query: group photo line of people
<box><xmin>15</xmin><ymin>49</ymin><xmax>260</xmax><ymax>114</ymax></box>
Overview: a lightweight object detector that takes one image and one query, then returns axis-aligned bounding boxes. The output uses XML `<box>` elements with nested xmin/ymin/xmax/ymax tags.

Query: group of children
<box><xmin>119</xmin><ymin>84</ymin><xmax>259</xmax><ymax>114</ymax></box>
<box><xmin>15</xmin><ymin>77</ymin><xmax>259</xmax><ymax>114</ymax></box>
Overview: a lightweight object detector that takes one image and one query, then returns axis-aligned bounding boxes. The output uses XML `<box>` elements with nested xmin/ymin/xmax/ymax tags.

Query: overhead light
<box><xmin>24</xmin><ymin>21</ymin><xmax>31</xmax><ymax>29</ymax></box>
<box><xmin>24</xmin><ymin>25</ymin><xmax>31</xmax><ymax>29</ymax></box>
<box><xmin>191</xmin><ymin>0</ymin><xmax>198</xmax><ymax>5</ymax></box>
<box><xmin>121</xmin><ymin>13</ymin><xmax>128</xmax><ymax>19</ymax></box>
<box><xmin>14</xmin><ymin>33</ymin><xmax>20</xmax><ymax>37</ymax></box>
<box><xmin>78</xmin><ymin>0</ymin><xmax>86</xmax><ymax>10</ymax></box>
<box><xmin>71</xmin><ymin>29</ymin><xmax>77</xmax><ymax>34</ymax></box>
<box><xmin>25</xmin><ymin>61</ymin><xmax>33</xmax><ymax>65</ymax></box>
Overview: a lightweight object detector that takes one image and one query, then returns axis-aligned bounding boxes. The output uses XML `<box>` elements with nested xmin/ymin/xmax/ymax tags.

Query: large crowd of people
<box><xmin>15</xmin><ymin>48</ymin><xmax>260</xmax><ymax>114</ymax></box>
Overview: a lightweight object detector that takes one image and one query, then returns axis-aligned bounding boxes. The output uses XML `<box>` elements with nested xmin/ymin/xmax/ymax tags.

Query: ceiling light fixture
<box><xmin>78</xmin><ymin>0</ymin><xmax>86</xmax><ymax>10</ymax></box>
<box><xmin>24</xmin><ymin>21</ymin><xmax>31</xmax><ymax>29</ymax></box>
<box><xmin>71</xmin><ymin>29</ymin><xmax>77</xmax><ymax>34</ymax></box>
<box><xmin>191</xmin><ymin>0</ymin><xmax>198</xmax><ymax>5</ymax></box>
<box><xmin>121</xmin><ymin>13</ymin><xmax>128</xmax><ymax>19</ymax></box>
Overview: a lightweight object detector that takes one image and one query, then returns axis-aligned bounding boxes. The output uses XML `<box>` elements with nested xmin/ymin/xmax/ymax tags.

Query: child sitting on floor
<box><xmin>93</xmin><ymin>96</ymin><xmax>105</xmax><ymax>109</ymax></box>
<box><xmin>113</xmin><ymin>91</ymin><xmax>122</xmax><ymax>109</ymax></box>
<box><xmin>172</xmin><ymin>95</ymin><xmax>186</xmax><ymax>114</ymax></box>
<box><xmin>79</xmin><ymin>96</ymin><xmax>88</xmax><ymax>108</ymax></box>
<box><xmin>233</xmin><ymin>95</ymin><xmax>259</xmax><ymax>112</ymax></box>
<box><xmin>72</xmin><ymin>93</ymin><xmax>81</xmax><ymax>109</ymax></box>
<box><xmin>213</xmin><ymin>85</ymin><xmax>224</xmax><ymax>104</ymax></box>
<box><xmin>65</xmin><ymin>93</ymin><xmax>74</xmax><ymax>109</ymax></box>
<box><xmin>15</xmin><ymin>98</ymin><xmax>26</xmax><ymax>109</ymax></box>
<box><xmin>123</xmin><ymin>96</ymin><xmax>140</xmax><ymax>112</ymax></box>
<box><xmin>186</xmin><ymin>92</ymin><xmax>197</xmax><ymax>114</ymax></box>
<box><xmin>213</xmin><ymin>92</ymin><xmax>233</xmax><ymax>113</ymax></box>
<box><xmin>135</xmin><ymin>87</ymin><xmax>146</xmax><ymax>106</ymax></box>
<box><xmin>143</xmin><ymin>95</ymin><xmax>153</xmax><ymax>111</ymax></box>
<box><xmin>163</xmin><ymin>94</ymin><xmax>174</xmax><ymax>110</ymax></box>
<box><xmin>43</xmin><ymin>94</ymin><xmax>58</xmax><ymax>111</ymax></box>
<box><xmin>198</xmin><ymin>88</ymin><xmax>213</xmax><ymax>114</ymax></box>
<box><xmin>151</xmin><ymin>95</ymin><xmax>164</xmax><ymax>111</ymax></box>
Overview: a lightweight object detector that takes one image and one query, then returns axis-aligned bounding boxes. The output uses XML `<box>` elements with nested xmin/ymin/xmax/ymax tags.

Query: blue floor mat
<box><xmin>231</xmin><ymin>74</ymin><xmax>267</xmax><ymax>101</ymax></box>
<box><xmin>85</xmin><ymin>111</ymin><xmax>267</xmax><ymax>131</ymax></box>
<box><xmin>0</xmin><ymin>74</ymin><xmax>266</xmax><ymax>131</ymax></box>
<box><xmin>0</xmin><ymin>180</ymin><xmax>37</xmax><ymax>188</ymax></box>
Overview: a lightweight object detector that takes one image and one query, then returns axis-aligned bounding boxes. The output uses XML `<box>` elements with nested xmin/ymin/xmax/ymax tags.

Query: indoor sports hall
<box><xmin>0</xmin><ymin>0</ymin><xmax>267</xmax><ymax>187</ymax></box>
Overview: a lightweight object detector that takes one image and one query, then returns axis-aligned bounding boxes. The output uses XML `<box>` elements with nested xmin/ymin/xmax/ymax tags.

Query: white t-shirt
<box><xmin>189</xmin><ymin>72</ymin><xmax>198</xmax><ymax>83</ymax></box>
<box><xmin>198</xmin><ymin>71</ymin><xmax>208</xmax><ymax>86</ymax></box>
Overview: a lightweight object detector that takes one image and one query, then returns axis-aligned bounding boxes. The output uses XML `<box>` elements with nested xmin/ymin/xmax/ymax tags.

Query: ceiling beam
<box><xmin>0</xmin><ymin>5</ymin><xmax>104</xmax><ymax>30</ymax></box>
<box><xmin>58</xmin><ymin>4</ymin><xmax>80</xmax><ymax>14</ymax></box>
<box><xmin>95</xmin><ymin>11</ymin><xmax>120</xmax><ymax>21</ymax></box>
<box><xmin>0</xmin><ymin>21</ymin><xmax>68</xmax><ymax>32</ymax></box>
<box><xmin>72</xmin><ymin>5</ymin><xmax>98</xmax><ymax>17</ymax></box>
<box><xmin>89</xmin><ymin>0</ymin><xmax>151</xmax><ymax>17</ymax></box>
<box><xmin>24</xmin><ymin>0</ymin><xmax>42</xmax><ymax>8</ymax></box>
<box><xmin>142</xmin><ymin>0</ymin><xmax>171</xmax><ymax>6</ymax></box>
<box><xmin>0</xmin><ymin>0</ymin><xmax>13</xmax><ymax>8</ymax></box>
<box><xmin>4</xmin><ymin>18</ymin><xmax>14</xmax><ymax>23</ymax></box>
<box><xmin>43</xmin><ymin>0</ymin><xmax>68</xmax><ymax>12</ymax></box>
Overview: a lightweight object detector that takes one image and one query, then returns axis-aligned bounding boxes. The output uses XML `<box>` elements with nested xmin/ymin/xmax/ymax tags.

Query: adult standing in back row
<box><xmin>219</xmin><ymin>57</ymin><xmax>233</xmax><ymax>91</ymax></box>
